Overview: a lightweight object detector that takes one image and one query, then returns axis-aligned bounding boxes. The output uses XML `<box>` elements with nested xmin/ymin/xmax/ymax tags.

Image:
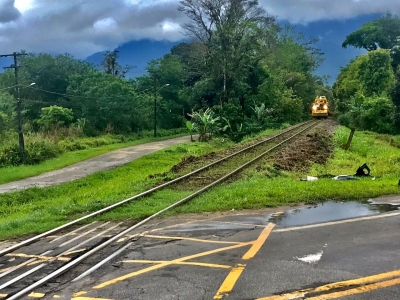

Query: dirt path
<box><xmin>0</xmin><ymin>135</ymin><xmax>193</xmax><ymax>194</ymax></box>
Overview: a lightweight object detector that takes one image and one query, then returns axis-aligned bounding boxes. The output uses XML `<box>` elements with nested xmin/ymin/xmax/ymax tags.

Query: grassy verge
<box><xmin>0</xmin><ymin>134</ymin><xmax>187</xmax><ymax>184</ymax></box>
<box><xmin>0</xmin><ymin>126</ymin><xmax>282</xmax><ymax>240</ymax></box>
<box><xmin>0</xmin><ymin>138</ymin><xmax>233</xmax><ymax>239</ymax></box>
<box><xmin>2</xmin><ymin>125</ymin><xmax>399</xmax><ymax>240</ymax></box>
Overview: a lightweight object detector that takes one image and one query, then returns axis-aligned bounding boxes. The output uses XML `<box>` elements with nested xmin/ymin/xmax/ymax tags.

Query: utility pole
<box><xmin>153</xmin><ymin>78</ymin><xmax>158</xmax><ymax>138</ymax></box>
<box><xmin>1</xmin><ymin>52</ymin><xmax>28</xmax><ymax>163</ymax></box>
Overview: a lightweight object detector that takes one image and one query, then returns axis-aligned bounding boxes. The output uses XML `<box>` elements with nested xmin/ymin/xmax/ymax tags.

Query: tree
<box><xmin>342</xmin><ymin>13</ymin><xmax>400</xmax><ymax>68</ymax></box>
<box><xmin>343</xmin><ymin>13</ymin><xmax>400</xmax><ymax>51</ymax></box>
<box><xmin>333</xmin><ymin>50</ymin><xmax>395</xmax><ymax>114</ymax></box>
<box><xmin>67</xmin><ymin>70</ymin><xmax>150</xmax><ymax>133</ymax></box>
<box><xmin>101</xmin><ymin>49</ymin><xmax>135</xmax><ymax>78</ymax></box>
<box><xmin>178</xmin><ymin>0</ymin><xmax>277</xmax><ymax>105</ymax></box>
<box><xmin>358</xmin><ymin>49</ymin><xmax>395</xmax><ymax>97</ymax></box>
<box><xmin>0</xmin><ymin>52</ymin><xmax>94</xmax><ymax>121</ymax></box>
<box><xmin>37</xmin><ymin>105</ymin><xmax>74</xmax><ymax>130</ymax></box>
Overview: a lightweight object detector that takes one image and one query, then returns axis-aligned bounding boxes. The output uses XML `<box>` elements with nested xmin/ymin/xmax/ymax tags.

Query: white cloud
<box><xmin>93</xmin><ymin>18</ymin><xmax>118</xmax><ymax>31</ymax></box>
<box><xmin>0</xmin><ymin>0</ymin><xmax>399</xmax><ymax>59</ymax></box>
<box><xmin>259</xmin><ymin>0</ymin><xmax>400</xmax><ymax>24</ymax></box>
<box><xmin>14</xmin><ymin>0</ymin><xmax>34</xmax><ymax>13</ymax></box>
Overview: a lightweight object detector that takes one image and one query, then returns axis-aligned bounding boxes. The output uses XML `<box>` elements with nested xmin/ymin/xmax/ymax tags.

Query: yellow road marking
<box><xmin>242</xmin><ymin>223</ymin><xmax>275</xmax><ymax>260</ymax></box>
<box><xmin>73</xmin><ymin>291</ymin><xmax>88</xmax><ymax>297</ymax></box>
<box><xmin>256</xmin><ymin>290</ymin><xmax>312</xmax><ymax>300</ymax></box>
<box><xmin>143</xmin><ymin>234</ymin><xmax>244</xmax><ymax>244</ymax></box>
<box><xmin>28</xmin><ymin>292</ymin><xmax>45</xmax><ymax>298</ymax></box>
<box><xmin>53</xmin><ymin>296</ymin><xmax>61</xmax><ymax>298</ymax></box>
<box><xmin>256</xmin><ymin>269</ymin><xmax>400</xmax><ymax>299</ymax></box>
<box><xmin>214</xmin><ymin>264</ymin><xmax>246</xmax><ymax>299</ymax></box>
<box><xmin>0</xmin><ymin>294</ymin><xmax>7</xmax><ymax>298</ymax></box>
<box><xmin>307</xmin><ymin>277</ymin><xmax>400</xmax><ymax>299</ymax></box>
<box><xmin>214</xmin><ymin>223</ymin><xmax>275</xmax><ymax>299</ymax></box>
<box><xmin>64</xmin><ymin>248</ymin><xmax>87</xmax><ymax>256</ymax></box>
<box><xmin>93</xmin><ymin>242</ymin><xmax>252</xmax><ymax>289</ymax></box>
<box><xmin>6</xmin><ymin>253</ymin><xmax>70</xmax><ymax>262</ymax></box>
<box><xmin>210</xmin><ymin>221</ymin><xmax>267</xmax><ymax>228</ymax></box>
<box><xmin>122</xmin><ymin>260</ymin><xmax>232</xmax><ymax>269</ymax></box>
<box><xmin>0</xmin><ymin>259</ymin><xmax>45</xmax><ymax>272</ymax></box>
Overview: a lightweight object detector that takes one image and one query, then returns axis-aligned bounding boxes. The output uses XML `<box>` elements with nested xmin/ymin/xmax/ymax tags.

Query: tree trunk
<box><xmin>344</xmin><ymin>128</ymin><xmax>355</xmax><ymax>150</ymax></box>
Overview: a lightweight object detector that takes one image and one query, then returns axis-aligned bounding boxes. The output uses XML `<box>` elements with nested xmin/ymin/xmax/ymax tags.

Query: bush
<box><xmin>0</xmin><ymin>141</ymin><xmax>60</xmax><ymax>166</ymax></box>
<box><xmin>0</xmin><ymin>144</ymin><xmax>22</xmax><ymax>166</ymax></box>
<box><xmin>58</xmin><ymin>135</ymin><xmax>123</xmax><ymax>152</ymax></box>
<box><xmin>25</xmin><ymin>141</ymin><xmax>60</xmax><ymax>165</ymax></box>
<box><xmin>0</xmin><ymin>128</ymin><xmax>187</xmax><ymax>167</ymax></box>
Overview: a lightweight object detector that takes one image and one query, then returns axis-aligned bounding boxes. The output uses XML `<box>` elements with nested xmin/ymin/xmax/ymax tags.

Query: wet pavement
<box><xmin>368</xmin><ymin>194</ymin><xmax>400</xmax><ymax>206</ymax></box>
<box><xmin>2</xmin><ymin>199</ymin><xmax>400</xmax><ymax>300</ymax></box>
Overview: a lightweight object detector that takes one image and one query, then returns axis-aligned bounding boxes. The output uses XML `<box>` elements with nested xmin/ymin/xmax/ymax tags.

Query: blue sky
<box><xmin>0</xmin><ymin>1</ymin><xmax>397</xmax><ymax>85</ymax></box>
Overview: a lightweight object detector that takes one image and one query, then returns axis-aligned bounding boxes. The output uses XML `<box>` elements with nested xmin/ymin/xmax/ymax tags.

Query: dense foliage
<box><xmin>0</xmin><ymin>0</ymin><xmax>330</xmax><ymax>165</ymax></box>
<box><xmin>334</xmin><ymin>13</ymin><xmax>400</xmax><ymax>134</ymax></box>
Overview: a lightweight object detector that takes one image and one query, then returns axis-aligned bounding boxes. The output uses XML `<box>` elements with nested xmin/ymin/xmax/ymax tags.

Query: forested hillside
<box><xmin>0</xmin><ymin>0</ymin><xmax>330</xmax><ymax>166</ymax></box>
<box><xmin>334</xmin><ymin>13</ymin><xmax>400</xmax><ymax>134</ymax></box>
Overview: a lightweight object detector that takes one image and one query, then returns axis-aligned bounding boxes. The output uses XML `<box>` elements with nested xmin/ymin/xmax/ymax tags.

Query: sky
<box><xmin>1</xmin><ymin>0</ymin><xmax>400</xmax><ymax>84</ymax></box>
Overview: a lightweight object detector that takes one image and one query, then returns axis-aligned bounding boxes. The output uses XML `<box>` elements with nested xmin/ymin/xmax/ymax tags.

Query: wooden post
<box><xmin>344</xmin><ymin>128</ymin><xmax>355</xmax><ymax>150</ymax></box>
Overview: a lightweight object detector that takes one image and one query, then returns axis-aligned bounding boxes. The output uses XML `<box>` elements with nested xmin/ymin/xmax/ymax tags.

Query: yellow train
<box><xmin>311</xmin><ymin>96</ymin><xmax>329</xmax><ymax>118</ymax></box>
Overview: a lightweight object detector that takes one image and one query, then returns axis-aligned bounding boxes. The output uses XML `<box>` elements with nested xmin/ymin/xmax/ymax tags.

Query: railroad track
<box><xmin>0</xmin><ymin>119</ymin><xmax>320</xmax><ymax>299</ymax></box>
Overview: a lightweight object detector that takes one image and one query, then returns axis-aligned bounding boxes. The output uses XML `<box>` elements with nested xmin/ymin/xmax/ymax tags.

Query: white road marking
<box><xmin>296</xmin><ymin>251</ymin><xmax>323</xmax><ymax>264</ymax></box>
<box><xmin>274</xmin><ymin>211</ymin><xmax>400</xmax><ymax>233</ymax></box>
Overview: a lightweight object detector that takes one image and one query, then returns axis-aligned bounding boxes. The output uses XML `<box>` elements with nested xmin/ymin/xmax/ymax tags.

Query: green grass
<box><xmin>0</xmin><ymin>134</ymin><xmax>187</xmax><ymax>184</ymax></box>
<box><xmin>0</xmin><ymin>139</ymin><xmax>232</xmax><ymax>239</ymax></box>
<box><xmin>2</xmin><ymin>125</ymin><xmax>399</xmax><ymax>240</ymax></box>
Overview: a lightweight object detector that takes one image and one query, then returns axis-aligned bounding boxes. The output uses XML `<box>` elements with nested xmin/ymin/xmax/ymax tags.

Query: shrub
<box><xmin>0</xmin><ymin>144</ymin><xmax>22</xmax><ymax>166</ymax></box>
<box><xmin>25</xmin><ymin>141</ymin><xmax>60</xmax><ymax>165</ymax></box>
<box><xmin>37</xmin><ymin>106</ymin><xmax>74</xmax><ymax>131</ymax></box>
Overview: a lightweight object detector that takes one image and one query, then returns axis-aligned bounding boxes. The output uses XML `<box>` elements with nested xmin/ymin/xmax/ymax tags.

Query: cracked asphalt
<box><xmin>19</xmin><ymin>198</ymin><xmax>399</xmax><ymax>300</ymax></box>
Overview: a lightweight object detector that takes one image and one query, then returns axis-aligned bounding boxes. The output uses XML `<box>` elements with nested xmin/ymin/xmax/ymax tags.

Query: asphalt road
<box><xmin>11</xmin><ymin>199</ymin><xmax>398</xmax><ymax>300</ymax></box>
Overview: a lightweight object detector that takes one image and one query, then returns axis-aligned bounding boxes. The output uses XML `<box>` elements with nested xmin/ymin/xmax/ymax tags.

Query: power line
<box><xmin>29</xmin><ymin>86</ymin><xmax>153</xmax><ymax>102</ymax></box>
<box><xmin>1</xmin><ymin>52</ymin><xmax>28</xmax><ymax>163</ymax></box>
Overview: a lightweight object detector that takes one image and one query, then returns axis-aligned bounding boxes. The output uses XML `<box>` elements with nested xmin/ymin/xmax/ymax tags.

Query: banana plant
<box><xmin>187</xmin><ymin>108</ymin><xmax>226</xmax><ymax>142</ymax></box>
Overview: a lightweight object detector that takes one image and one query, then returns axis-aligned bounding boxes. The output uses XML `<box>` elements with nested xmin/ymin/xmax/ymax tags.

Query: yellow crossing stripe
<box><xmin>143</xmin><ymin>234</ymin><xmax>244</xmax><ymax>244</ymax></box>
<box><xmin>122</xmin><ymin>260</ymin><xmax>232</xmax><ymax>269</ymax></box>
<box><xmin>214</xmin><ymin>264</ymin><xmax>246</xmax><ymax>300</ymax></box>
<box><xmin>6</xmin><ymin>253</ymin><xmax>71</xmax><ymax>262</ymax></box>
<box><xmin>93</xmin><ymin>242</ymin><xmax>252</xmax><ymax>289</ymax></box>
<box><xmin>257</xmin><ymin>269</ymin><xmax>400</xmax><ymax>299</ymax></box>
<box><xmin>214</xmin><ymin>223</ymin><xmax>275</xmax><ymax>299</ymax></box>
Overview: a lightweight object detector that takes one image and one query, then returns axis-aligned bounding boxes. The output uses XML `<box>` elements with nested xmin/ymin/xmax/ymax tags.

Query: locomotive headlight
<box><xmin>312</xmin><ymin>105</ymin><xmax>317</xmax><ymax>110</ymax></box>
<box><xmin>323</xmin><ymin>105</ymin><xmax>328</xmax><ymax>110</ymax></box>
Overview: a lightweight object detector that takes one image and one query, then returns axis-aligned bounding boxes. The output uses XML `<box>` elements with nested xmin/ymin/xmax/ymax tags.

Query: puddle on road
<box><xmin>162</xmin><ymin>200</ymin><xmax>399</xmax><ymax>233</ymax></box>
<box><xmin>270</xmin><ymin>201</ymin><xmax>399</xmax><ymax>227</ymax></box>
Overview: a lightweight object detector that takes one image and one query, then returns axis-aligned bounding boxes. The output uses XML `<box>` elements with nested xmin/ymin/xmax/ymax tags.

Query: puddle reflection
<box><xmin>269</xmin><ymin>201</ymin><xmax>399</xmax><ymax>227</ymax></box>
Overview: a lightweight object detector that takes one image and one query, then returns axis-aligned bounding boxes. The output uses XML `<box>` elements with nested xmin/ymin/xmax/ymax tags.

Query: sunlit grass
<box><xmin>0</xmin><ymin>139</ymin><xmax>231</xmax><ymax>239</ymax></box>
<box><xmin>1</xmin><ymin>125</ymin><xmax>399</xmax><ymax>240</ymax></box>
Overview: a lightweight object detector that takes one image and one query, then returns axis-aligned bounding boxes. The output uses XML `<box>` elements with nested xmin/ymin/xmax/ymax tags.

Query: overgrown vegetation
<box><xmin>0</xmin><ymin>0</ymin><xmax>331</xmax><ymax>168</ymax></box>
<box><xmin>0</xmin><ymin>132</ymin><xmax>187</xmax><ymax>185</ymax></box>
<box><xmin>0</xmin><ymin>128</ymin><xmax>186</xmax><ymax>168</ymax></box>
<box><xmin>334</xmin><ymin>13</ymin><xmax>400</xmax><ymax>135</ymax></box>
<box><xmin>1</xmin><ymin>126</ymin><xmax>400</xmax><ymax>240</ymax></box>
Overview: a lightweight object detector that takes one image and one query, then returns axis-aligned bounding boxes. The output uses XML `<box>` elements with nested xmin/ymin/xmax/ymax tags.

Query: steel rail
<box><xmin>6</xmin><ymin>120</ymin><xmax>319</xmax><ymax>300</ymax></box>
<box><xmin>0</xmin><ymin>120</ymin><xmax>313</xmax><ymax>257</ymax></box>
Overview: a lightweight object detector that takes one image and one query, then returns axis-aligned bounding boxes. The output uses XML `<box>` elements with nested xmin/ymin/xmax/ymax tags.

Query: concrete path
<box><xmin>0</xmin><ymin>135</ymin><xmax>193</xmax><ymax>194</ymax></box>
